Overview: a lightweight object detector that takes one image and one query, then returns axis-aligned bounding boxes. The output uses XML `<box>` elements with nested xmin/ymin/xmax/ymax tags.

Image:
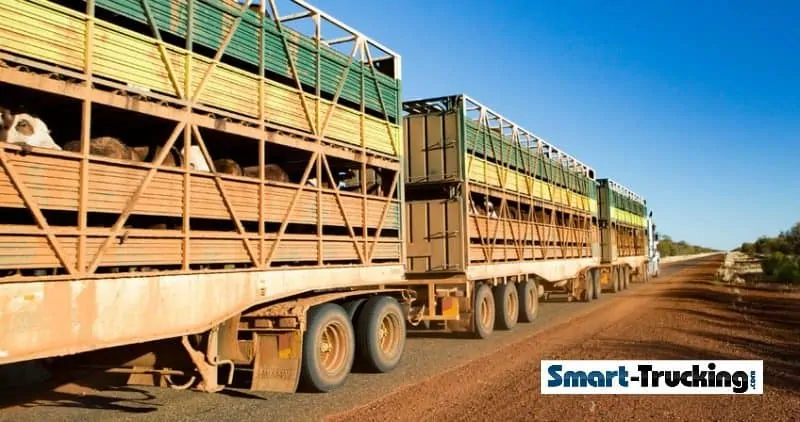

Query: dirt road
<box><xmin>3</xmin><ymin>255</ymin><xmax>798</xmax><ymax>421</ymax></box>
<box><xmin>327</xmin><ymin>255</ymin><xmax>800</xmax><ymax>422</ymax></box>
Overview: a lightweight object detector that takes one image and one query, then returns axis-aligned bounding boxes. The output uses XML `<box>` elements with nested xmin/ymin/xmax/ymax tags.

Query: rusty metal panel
<box><xmin>403</xmin><ymin>109</ymin><xmax>465</xmax><ymax>273</ymax></box>
<box><xmin>600</xmin><ymin>225</ymin><xmax>617</xmax><ymax>264</ymax></box>
<box><xmin>446</xmin><ymin>192</ymin><xmax>465</xmax><ymax>270</ymax></box>
<box><xmin>406</xmin><ymin>202</ymin><xmax>430</xmax><ymax>272</ymax></box>
<box><xmin>428</xmin><ymin>199</ymin><xmax>448</xmax><ymax>271</ymax></box>
<box><xmin>404</xmin><ymin>194</ymin><xmax>463</xmax><ymax>273</ymax></box>
<box><xmin>425</xmin><ymin>115</ymin><xmax>446</xmax><ymax>182</ymax></box>
<box><xmin>443</xmin><ymin>113</ymin><xmax>462</xmax><ymax>181</ymax></box>
<box><xmin>404</xmin><ymin>115</ymin><xmax>428</xmax><ymax>183</ymax></box>
<box><xmin>0</xmin><ymin>264</ymin><xmax>404</xmax><ymax>366</ymax></box>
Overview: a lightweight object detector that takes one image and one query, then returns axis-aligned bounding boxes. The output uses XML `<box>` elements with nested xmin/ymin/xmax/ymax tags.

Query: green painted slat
<box><xmin>607</xmin><ymin>190</ymin><xmax>646</xmax><ymax>217</ymax></box>
<box><xmin>463</xmin><ymin>120</ymin><xmax>595</xmax><ymax>198</ymax></box>
<box><xmin>93</xmin><ymin>0</ymin><xmax>399</xmax><ymax>121</ymax></box>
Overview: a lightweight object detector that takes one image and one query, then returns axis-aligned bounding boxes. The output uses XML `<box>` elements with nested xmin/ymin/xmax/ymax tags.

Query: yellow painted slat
<box><xmin>1</xmin><ymin>0</ymin><xmax>401</xmax><ymax>157</ymax></box>
<box><xmin>611</xmin><ymin>208</ymin><xmax>646</xmax><ymax>227</ymax></box>
<box><xmin>467</xmin><ymin>156</ymin><xmax>594</xmax><ymax>213</ymax></box>
<box><xmin>0</xmin><ymin>0</ymin><xmax>85</xmax><ymax>69</ymax></box>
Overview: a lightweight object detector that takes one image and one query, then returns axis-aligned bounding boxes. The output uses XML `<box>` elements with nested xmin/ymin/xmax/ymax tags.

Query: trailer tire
<box><xmin>342</xmin><ymin>298</ymin><xmax>367</xmax><ymax>321</ymax></box>
<box><xmin>623</xmin><ymin>267</ymin><xmax>631</xmax><ymax>289</ymax></box>
<box><xmin>473</xmin><ymin>283</ymin><xmax>495</xmax><ymax>339</ymax></box>
<box><xmin>591</xmin><ymin>270</ymin><xmax>602</xmax><ymax>300</ymax></box>
<box><xmin>517</xmin><ymin>279</ymin><xmax>540</xmax><ymax>323</ymax></box>
<box><xmin>494</xmin><ymin>282</ymin><xmax>519</xmax><ymax>330</ymax></box>
<box><xmin>298</xmin><ymin>303</ymin><xmax>355</xmax><ymax>393</ymax></box>
<box><xmin>354</xmin><ymin>296</ymin><xmax>406</xmax><ymax>374</ymax></box>
<box><xmin>581</xmin><ymin>275</ymin><xmax>594</xmax><ymax>302</ymax></box>
<box><xmin>610</xmin><ymin>268</ymin><xmax>620</xmax><ymax>293</ymax></box>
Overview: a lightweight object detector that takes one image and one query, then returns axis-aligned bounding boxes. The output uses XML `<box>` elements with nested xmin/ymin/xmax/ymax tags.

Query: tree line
<box><xmin>656</xmin><ymin>234</ymin><xmax>718</xmax><ymax>257</ymax></box>
<box><xmin>736</xmin><ymin>221</ymin><xmax>800</xmax><ymax>283</ymax></box>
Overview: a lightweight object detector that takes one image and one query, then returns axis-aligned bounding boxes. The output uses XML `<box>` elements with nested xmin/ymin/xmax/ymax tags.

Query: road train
<box><xmin>0</xmin><ymin>0</ymin><xmax>659</xmax><ymax>393</ymax></box>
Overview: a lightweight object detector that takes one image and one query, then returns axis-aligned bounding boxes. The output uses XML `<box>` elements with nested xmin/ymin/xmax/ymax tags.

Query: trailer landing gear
<box><xmin>180</xmin><ymin>331</ymin><xmax>235</xmax><ymax>393</ymax></box>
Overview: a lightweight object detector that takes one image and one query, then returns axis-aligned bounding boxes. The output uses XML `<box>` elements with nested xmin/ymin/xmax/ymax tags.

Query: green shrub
<box><xmin>762</xmin><ymin>251</ymin><xmax>786</xmax><ymax>275</ymax></box>
<box><xmin>761</xmin><ymin>252</ymin><xmax>800</xmax><ymax>284</ymax></box>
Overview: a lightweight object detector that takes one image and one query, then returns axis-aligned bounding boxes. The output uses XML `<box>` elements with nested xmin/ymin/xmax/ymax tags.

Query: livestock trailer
<box><xmin>401</xmin><ymin>94</ymin><xmax>606</xmax><ymax>338</ymax></box>
<box><xmin>0</xmin><ymin>0</ymin><xmax>409</xmax><ymax>393</ymax></box>
<box><xmin>593</xmin><ymin>178</ymin><xmax>654</xmax><ymax>296</ymax></box>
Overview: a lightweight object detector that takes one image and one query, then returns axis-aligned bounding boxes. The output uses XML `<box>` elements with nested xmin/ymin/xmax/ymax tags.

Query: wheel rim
<box><xmin>507</xmin><ymin>288</ymin><xmax>518</xmax><ymax>321</ymax></box>
<box><xmin>377</xmin><ymin>310</ymin><xmax>402</xmax><ymax>358</ymax></box>
<box><xmin>318</xmin><ymin>320</ymin><xmax>348</xmax><ymax>377</ymax></box>
<box><xmin>480</xmin><ymin>294</ymin><xmax>492</xmax><ymax>328</ymax></box>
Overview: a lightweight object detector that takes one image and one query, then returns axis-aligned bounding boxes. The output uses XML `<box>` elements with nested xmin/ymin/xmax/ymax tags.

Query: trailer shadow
<box><xmin>601</xmin><ymin>335</ymin><xmax>800</xmax><ymax>394</ymax></box>
<box><xmin>0</xmin><ymin>371</ymin><xmax>160</xmax><ymax>414</ymax></box>
<box><xmin>605</xmin><ymin>274</ymin><xmax>800</xmax><ymax>394</ymax></box>
<box><xmin>405</xmin><ymin>331</ymin><xmax>478</xmax><ymax>340</ymax></box>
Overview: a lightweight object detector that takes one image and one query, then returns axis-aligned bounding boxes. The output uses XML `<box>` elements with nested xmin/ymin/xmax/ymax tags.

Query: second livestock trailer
<box><xmin>400</xmin><ymin>94</ymin><xmax>608</xmax><ymax>338</ymax></box>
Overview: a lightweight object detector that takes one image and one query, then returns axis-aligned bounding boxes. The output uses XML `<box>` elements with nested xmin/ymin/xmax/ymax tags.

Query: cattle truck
<box><xmin>0</xmin><ymin>0</ymin><xmax>410</xmax><ymax>393</ymax></box>
<box><xmin>400</xmin><ymin>95</ymin><xmax>604</xmax><ymax>337</ymax></box>
<box><xmin>590</xmin><ymin>178</ymin><xmax>655</xmax><ymax>298</ymax></box>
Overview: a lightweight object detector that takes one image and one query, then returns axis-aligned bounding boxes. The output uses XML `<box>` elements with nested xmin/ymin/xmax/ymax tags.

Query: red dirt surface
<box><xmin>326</xmin><ymin>256</ymin><xmax>800</xmax><ymax>422</ymax></box>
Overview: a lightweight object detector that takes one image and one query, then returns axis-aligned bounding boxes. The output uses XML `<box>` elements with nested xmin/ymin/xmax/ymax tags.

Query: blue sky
<box><xmin>310</xmin><ymin>0</ymin><xmax>799</xmax><ymax>250</ymax></box>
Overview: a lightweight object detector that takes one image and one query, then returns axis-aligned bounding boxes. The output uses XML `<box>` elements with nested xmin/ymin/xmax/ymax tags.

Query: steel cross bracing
<box><xmin>606</xmin><ymin>178</ymin><xmax>645</xmax><ymax>205</ymax></box>
<box><xmin>268</xmin><ymin>0</ymin><xmax>401</xmax><ymax>78</ymax></box>
<box><xmin>403</xmin><ymin>94</ymin><xmax>596</xmax><ymax>180</ymax></box>
<box><xmin>0</xmin><ymin>0</ymin><xmax>403</xmax><ymax>157</ymax></box>
<box><xmin>462</xmin><ymin>101</ymin><xmax>593</xmax><ymax>265</ymax></box>
<box><xmin>459</xmin><ymin>95</ymin><xmax>594</xmax><ymax>179</ymax></box>
<box><xmin>0</xmin><ymin>0</ymin><xmax>405</xmax><ymax>281</ymax></box>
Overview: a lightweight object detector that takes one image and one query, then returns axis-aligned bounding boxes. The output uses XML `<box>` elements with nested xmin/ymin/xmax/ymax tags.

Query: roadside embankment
<box><xmin>661</xmin><ymin>252</ymin><xmax>723</xmax><ymax>264</ymax></box>
<box><xmin>714</xmin><ymin>251</ymin><xmax>799</xmax><ymax>292</ymax></box>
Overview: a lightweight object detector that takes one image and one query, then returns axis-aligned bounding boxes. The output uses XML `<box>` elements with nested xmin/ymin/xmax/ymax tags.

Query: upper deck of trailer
<box><xmin>0</xmin><ymin>0</ymin><xmax>406</xmax><ymax>282</ymax></box>
<box><xmin>403</xmin><ymin>94</ymin><xmax>598</xmax><ymax>216</ymax></box>
<box><xmin>403</xmin><ymin>94</ymin><xmax>595</xmax><ymax>179</ymax></box>
<box><xmin>0</xmin><ymin>0</ymin><xmax>403</xmax><ymax>157</ymax></box>
<box><xmin>597</xmin><ymin>178</ymin><xmax>648</xmax><ymax>228</ymax></box>
<box><xmin>87</xmin><ymin>0</ymin><xmax>403</xmax><ymax>117</ymax></box>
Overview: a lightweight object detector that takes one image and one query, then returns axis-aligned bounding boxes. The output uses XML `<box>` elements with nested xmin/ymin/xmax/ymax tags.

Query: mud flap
<box><xmin>250</xmin><ymin>331</ymin><xmax>302</xmax><ymax>392</ymax></box>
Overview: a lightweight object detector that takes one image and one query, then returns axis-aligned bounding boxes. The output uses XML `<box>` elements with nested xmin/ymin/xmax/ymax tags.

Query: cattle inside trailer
<box><xmin>0</xmin><ymin>0</ymin><xmax>410</xmax><ymax>393</ymax></box>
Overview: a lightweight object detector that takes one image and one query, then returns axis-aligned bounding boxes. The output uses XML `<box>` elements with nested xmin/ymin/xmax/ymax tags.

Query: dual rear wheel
<box><xmin>473</xmin><ymin>279</ymin><xmax>540</xmax><ymax>339</ymax></box>
<box><xmin>607</xmin><ymin>266</ymin><xmax>631</xmax><ymax>293</ymax></box>
<box><xmin>299</xmin><ymin>295</ymin><xmax>406</xmax><ymax>393</ymax></box>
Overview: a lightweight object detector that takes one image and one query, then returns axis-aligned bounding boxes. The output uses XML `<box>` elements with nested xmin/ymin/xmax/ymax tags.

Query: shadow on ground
<box><xmin>606</xmin><ymin>270</ymin><xmax>800</xmax><ymax>394</ymax></box>
<box><xmin>0</xmin><ymin>371</ymin><xmax>161</xmax><ymax>414</ymax></box>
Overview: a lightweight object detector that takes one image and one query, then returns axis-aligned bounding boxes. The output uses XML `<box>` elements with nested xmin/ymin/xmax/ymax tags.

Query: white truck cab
<box><xmin>647</xmin><ymin>210</ymin><xmax>660</xmax><ymax>278</ymax></box>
